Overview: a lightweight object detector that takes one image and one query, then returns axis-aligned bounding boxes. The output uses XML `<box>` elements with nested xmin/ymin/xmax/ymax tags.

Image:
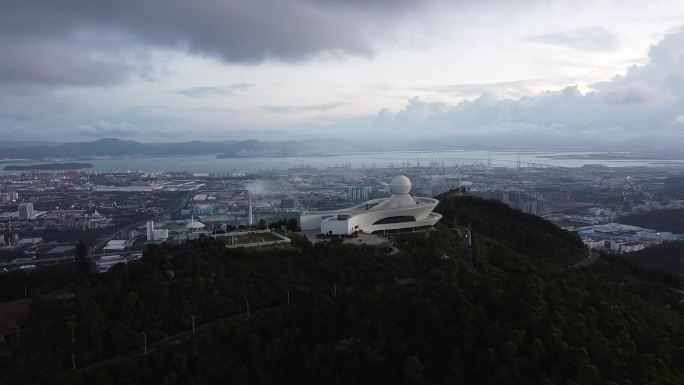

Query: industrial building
<box><xmin>300</xmin><ymin>175</ymin><xmax>442</xmax><ymax>235</ymax></box>
<box><xmin>103</xmin><ymin>239</ymin><xmax>132</xmax><ymax>251</ymax></box>
<box><xmin>146</xmin><ymin>221</ymin><xmax>169</xmax><ymax>241</ymax></box>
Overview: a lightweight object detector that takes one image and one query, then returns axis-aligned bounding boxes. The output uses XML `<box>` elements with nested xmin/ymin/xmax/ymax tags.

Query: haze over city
<box><xmin>1</xmin><ymin>0</ymin><xmax>684</xmax><ymax>148</ymax></box>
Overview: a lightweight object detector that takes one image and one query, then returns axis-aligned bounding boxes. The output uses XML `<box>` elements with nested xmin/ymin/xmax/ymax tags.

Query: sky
<box><xmin>1</xmin><ymin>0</ymin><xmax>684</xmax><ymax>146</ymax></box>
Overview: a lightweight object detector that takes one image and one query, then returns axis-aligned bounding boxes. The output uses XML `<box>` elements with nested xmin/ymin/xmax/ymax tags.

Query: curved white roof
<box><xmin>373</xmin><ymin>193</ymin><xmax>416</xmax><ymax>210</ymax></box>
<box><xmin>299</xmin><ymin>174</ymin><xmax>442</xmax><ymax>235</ymax></box>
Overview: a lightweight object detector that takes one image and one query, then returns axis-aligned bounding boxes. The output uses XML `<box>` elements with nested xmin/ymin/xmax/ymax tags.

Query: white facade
<box><xmin>636</xmin><ymin>230</ymin><xmax>677</xmax><ymax>241</ymax></box>
<box><xmin>248</xmin><ymin>193</ymin><xmax>253</xmax><ymax>226</ymax></box>
<box><xmin>583</xmin><ymin>238</ymin><xmax>607</xmax><ymax>250</ymax></box>
<box><xmin>146</xmin><ymin>221</ymin><xmax>169</xmax><ymax>241</ymax></box>
<box><xmin>18</xmin><ymin>203</ymin><xmax>35</xmax><ymax>221</ymax></box>
<box><xmin>0</xmin><ymin>192</ymin><xmax>18</xmax><ymax>203</ymax></box>
<box><xmin>146</xmin><ymin>221</ymin><xmax>154</xmax><ymax>240</ymax></box>
<box><xmin>301</xmin><ymin>175</ymin><xmax>442</xmax><ymax>235</ymax></box>
<box><xmin>152</xmin><ymin>229</ymin><xmax>169</xmax><ymax>241</ymax></box>
<box><xmin>103</xmin><ymin>239</ymin><xmax>132</xmax><ymax>251</ymax></box>
<box><xmin>348</xmin><ymin>186</ymin><xmax>372</xmax><ymax>201</ymax></box>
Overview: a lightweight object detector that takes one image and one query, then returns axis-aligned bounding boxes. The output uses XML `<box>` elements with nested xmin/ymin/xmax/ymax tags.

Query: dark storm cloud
<box><xmin>0</xmin><ymin>38</ymin><xmax>137</xmax><ymax>87</ymax></box>
<box><xmin>0</xmin><ymin>0</ymin><xmax>435</xmax><ymax>87</ymax></box>
<box><xmin>528</xmin><ymin>27</ymin><xmax>619</xmax><ymax>51</ymax></box>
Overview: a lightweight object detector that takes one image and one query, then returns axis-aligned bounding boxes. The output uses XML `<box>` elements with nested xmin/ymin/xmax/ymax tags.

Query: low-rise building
<box><xmin>18</xmin><ymin>203</ymin><xmax>35</xmax><ymax>221</ymax></box>
<box><xmin>103</xmin><ymin>239</ymin><xmax>132</xmax><ymax>251</ymax></box>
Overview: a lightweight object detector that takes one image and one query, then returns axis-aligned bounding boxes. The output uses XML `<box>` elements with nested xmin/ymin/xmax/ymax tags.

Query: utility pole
<box><xmin>141</xmin><ymin>331</ymin><xmax>147</xmax><ymax>354</ymax></box>
<box><xmin>287</xmin><ymin>291</ymin><xmax>290</xmax><ymax>305</ymax></box>
<box><xmin>190</xmin><ymin>315</ymin><xmax>195</xmax><ymax>334</ymax></box>
<box><xmin>71</xmin><ymin>353</ymin><xmax>76</xmax><ymax>370</ymax></box>
<box><xmin>245</xmin><ymin>298</ymin><xmax>250</xmax><ymax>319</ymax></box>
<box><xmin>332</xmin><ymin>284</ymin><xmax>337</xmax><ymax>297</ymax></box>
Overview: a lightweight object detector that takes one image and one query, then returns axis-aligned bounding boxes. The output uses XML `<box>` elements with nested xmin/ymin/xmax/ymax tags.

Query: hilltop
<box><xmin>436</xmin><ymin>193</ymin><xmax>586</xmax><ymax>266</ymax></box>
<box><xmin>0</xmin><ymin>193</ymin><xmax>681</xmax><ymax>385</ymax></box>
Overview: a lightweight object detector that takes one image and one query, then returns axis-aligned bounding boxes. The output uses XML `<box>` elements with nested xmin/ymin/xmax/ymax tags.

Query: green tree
<box><xmin>403</xmin><ymin>356</ymin><xmax>424</xmax><ymax>384</ymax></box>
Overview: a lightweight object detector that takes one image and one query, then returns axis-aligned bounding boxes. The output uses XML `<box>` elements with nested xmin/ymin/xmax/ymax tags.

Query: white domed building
<box><xmin>300</xmin><ymin>175</ymin><xmax>442</xmax><ymax>235</ymax></box>
<box><xmin>186</xmin><ymin>216</ymin><xmax>206</xmax><ymax>231</ymax></box>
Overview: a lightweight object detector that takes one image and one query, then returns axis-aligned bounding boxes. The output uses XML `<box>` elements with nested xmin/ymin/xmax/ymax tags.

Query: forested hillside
<box><xmin>619</xmin><ymin>209</ymin><xmax>684</xmax><ymax>233</ymax></box>
<box><xmin>437</xmin><ymin>193</ymin><xmax>586</xmax><ymax>266</ymax></box>
<box><xmin>0</xmin><ymin>195</ymin><xmax>681</xmax><ymax>385</ymax></box>
<box><xmin>623</xmin><ymin>241</ymin><xmax>684</xmax><ymax>279</ymax></box>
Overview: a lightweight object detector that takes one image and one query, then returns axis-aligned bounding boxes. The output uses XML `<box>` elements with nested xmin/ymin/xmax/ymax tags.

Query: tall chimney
<box><xmin>248</xmin><ymin>192</ymin><xmax>253</xmax><ymax>226</ymax></box>
<box><xmin>146</xmin><ymin>221</ymin><xmax>154</xmax><ymax>241</ymax></box>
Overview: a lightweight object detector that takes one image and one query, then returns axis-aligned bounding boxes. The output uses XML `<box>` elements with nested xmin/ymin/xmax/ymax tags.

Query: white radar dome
<box><xmin>186</xmin><ymin>221</ymin><xmax>205</xmax><ymax>229</ymax></box>
<box><xmin>186</xmin><ymin>216</ymin><xmax>206</xmax><ymax>229</ymax></box>
<box><xmin>390</xmin><ymin>175</ymin><xmax>411</xmax><ymax>195</ymax></box>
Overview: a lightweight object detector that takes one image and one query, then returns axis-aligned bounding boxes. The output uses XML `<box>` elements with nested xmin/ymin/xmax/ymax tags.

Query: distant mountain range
<box><xmin>3</xmin><ymin>162</ymin><xmax>94</xmax><ymax>171</ymax></box>
<box><xmin>1</xmin><ymin>135</ymin><xmax>683</xmax><ymax>160</ymax></box>
<box><xmin>0</xmin><ymin>138</ymin><xmax>366</xmax><ymax>160</ymax></box>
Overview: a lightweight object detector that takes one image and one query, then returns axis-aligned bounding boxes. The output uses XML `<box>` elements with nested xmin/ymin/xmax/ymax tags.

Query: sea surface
<box><xmin>3</xmin><ymin>150</ymin><xmax>684</xmax><ymax>174</ymax></box>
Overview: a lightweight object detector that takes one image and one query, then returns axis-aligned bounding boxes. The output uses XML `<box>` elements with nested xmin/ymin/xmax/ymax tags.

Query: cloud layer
<box><xmin>1</xmin><ymin>1</ymin><xmax>683</xmax><ymax>146</ymax></box>
<box><xmin>0</xmin><ymin>0</ymin><xmax>433</xmax><ymax>87</ymax></box>
<box><xmin>528</xmin><ymin>27</ymin><xmax>619</xmax><ymax>51</ymax></box>
<box><xmin>177</xmin><ymin>84</ymin><xmax>254</xmax><ymax>99</ymax></box>
<box><xmin>374</xmin><ymin>28</ymin><xmax>684</xmax><ymax>141</ymax></box>
<box><xmin>74</xmin><ymin>120</ymin><xmax>138</xmax><ymax>137</ymax></box>
<box><xmin>262</xmin><ymin>102</ymin><xmax>347</xmax><ymax>114</ymax></box>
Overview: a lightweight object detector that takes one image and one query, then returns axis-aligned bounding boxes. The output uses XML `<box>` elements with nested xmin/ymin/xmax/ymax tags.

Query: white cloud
<box><xmin>528</xmin><ymin>27</ymin><xmax>619</xmax><ymax>51</ymax></box>
<box><xmin>74</xmin><ymin>120</ymin><xmax>138</xmax><ymax>137</ymax></box>
<box><xmin>373</xmin><ymin>28</ymin><xmax>684</xmax><ymax>141</ymax></box>
<box><xmin>176</xmin><ymin>84</ymin><xmax>254</xmax><ymax>98</ymax></box>
<box><xmin>261</xmin><ymin>102</ymin><xmax>347</xmax><ymax>114</ymax></box>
